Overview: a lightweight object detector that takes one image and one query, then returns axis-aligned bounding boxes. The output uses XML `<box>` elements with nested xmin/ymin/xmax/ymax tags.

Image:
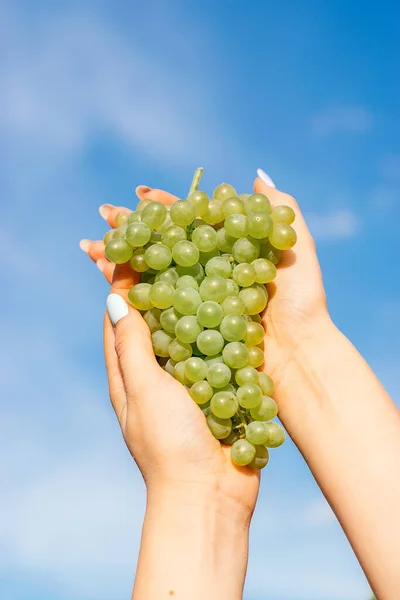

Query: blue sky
<box><xmin>1</xmin><ymin>0</ymin><xmax>399</xmax><ymax>598</ymax></box>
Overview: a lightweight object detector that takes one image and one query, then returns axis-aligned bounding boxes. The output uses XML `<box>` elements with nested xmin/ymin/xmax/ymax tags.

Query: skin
<box><xmin>81</xmin><ymin>179</ymin><xmax>400</xmax><ymax>600</ymax></box>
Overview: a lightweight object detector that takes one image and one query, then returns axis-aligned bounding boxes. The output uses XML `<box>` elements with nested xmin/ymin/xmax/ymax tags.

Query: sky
<box><xmin>0</xmin><ymin>0</ymin><xmax>399</xmax><ymax>599</ymax></box>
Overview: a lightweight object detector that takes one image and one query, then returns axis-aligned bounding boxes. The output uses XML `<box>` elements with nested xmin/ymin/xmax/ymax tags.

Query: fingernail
<box><xmin>135</xmin><ymin>185</ymin><xmax>152</xmax><ymax>197</ymax></box>
<box><xmin>97</xmin><ymin>258</ymin><xmax>108</xmax><ymax>272</ymax></box>
<box><xmin>79</xmin><ymin>239</ymin><xmax>90</xmax><ymax>253</ymax></box>
<box><xmin>257</xmin><ymin>169</ymin><xmax>276</xmax><ymax>189</ymax></box>
<box><xmin>99</xmin><ymin>204</ymin><xmax>114</xmax><ymax>219</ymax></box>
<box><xmin>106</xmin><ymin>293</ymin><xmax>129</xmax><ymax>326</ymax></box>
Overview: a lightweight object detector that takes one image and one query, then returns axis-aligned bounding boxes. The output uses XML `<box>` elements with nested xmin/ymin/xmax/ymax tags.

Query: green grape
<box><xmin>206</xmin><ymin>413</ymin><xmax>232</xmax><ymax>439</ymax></box>
<box><xmin>231</xmin><ymin>439</ymin><xmax>256</xmax><ymax>466</ymax></box>
<box><xmin>216</xmin><ymin>227</ymin><xmax>236</xmax><ymax>253</ymax></box>
<box><xmin>224</xmin><ymin>214</ymin><xmax>248</xmax><ymax>238</ymax></box>
<box><xmin>244</xmin><ymin>321</ymin><xmax>264</xmax><ymax>346</ymax></box>
<box><xmin>269</xmin><ymin>223</ymin><xmax>297</xmax><ymax>250</ymax></box>
<box><xmin>244</xmin><ymin>193</ymin><xmax>271</xmax><ymax>215</ymax></box>
<box><xmin>235</xmin><ymin>366</ymin><xmax>259</xmax><ymax>386</ymax></box>
<box><xmin>104</xmin><ymin>229</ymin><xmax>114</xmax><ymax>245</ymax></box>
<box><xmin>155</xmin><ymin>267</ymin><xmax>179</xmax><ymax>287</ymax></box>
<box><xmin>137</xmin><ymin>199</ymin><xmax>152</xmax><ymax>211</ymax></box>
<box><xmin>263</xmin><ymin>422</ymin><xmax>286</xmax><ymax>447</ymax></box>
<box><xmin>196</xmin><ymin>329</ymin><xmax>224</xmax><ymax>356</ymax></box>
<box><xmin>112</xmin><ymin>225</ymin><xmax>128</xmax><ymax>239</ymax></box>
<box><xmin>239</xmin><ymin>286</ymin><xmax>268</xmax><ymax>315</ymax></box>
<box><xmin>149</xmin><ymin>281</ymin><xmax>174</xmax><ymax>309</ymax></box>
<box><xmin>105</xmin><ymin>238</ymin><xmax>133</xmax><ymax>264</ymax></box>
<box><xmin>251</xmin><ymin>313</ymin><xmax>263</xmax><ymax>323</ymax></box>
<box><xmin>250</xmin><ymin>396</ymin><xmax>278</xmax><ymax>421</ymax></box>
<box><xmin>173</xmin><ymin>287</ymin><xmax>202</xmax><ymax>315</ymax></box>
<box><xmin>169</xmin><ymin>338</ymin><xmax>193</xmax><ymax>361</ymax></box>
<box><xmin>115</xmin><ymin>211</ymin><xmax>131</xmax><ymax>227</ymax></box>
<box><xmin>187</xmin><ymin>190</ymin><xmax>209</xmax><ymax>217</ymax></box>
<box><xmin>175</xmin><ymin>315</ymin><xmax>203</xmax><ymax>343</ymax></box>
<box><xmin>205</xmin><ymin>256</ymin><xmax>232</xmax><ymax>279</ymax></box>
<box><xmin>246</xmin><ymin>421</ymin><xmax>269</xmax><ymax>445</ymax></box>
<box><xmin>170</xmin><ymin>200</ymin><xmax>195</xmax><ymax>227</ymax></box>
<box><xmin>237</xmin><ymin>193</ymin><xmax>250</xmax><ymax>202</ymax></box>
<box><xmin>271</xmin><ymin>205</ymin><xmax>295</xmax><ymax>225</ymax></box>
<box><xmin>220</xmin><ymin>430</ymin><xmax>240</xmax><ymax>446</ymax></box>
<box><xmin>247</xmin><ymin>211</ymin><xmax>273</xmax><ymax>239</ymax></box>
<box><xmin>232</xmin><ymin>237</ymin><xmax>260</xmax><ymax>263</ymax></box>
<box><xmin>258</xmin><ymin>372</ymin><xmax>275</xmax><ymax>395</ymax></box>
<box><xmin>128</xmin><ymin>283</ymin><xmax>153</xmax><ymax>310</ymax></box>
<box><xmin>223</xmin><ymin>197</ymin><xmax>244</xmax><ymax>217</ymax></box>
<box><xmin>127</xmin><ymin>211</ymin><xmax>142</xmax><ymax>224</ymax></box>
<box><xmin>144</xmin><ymin>244</ymin><xmax>172</xmax><ymax>270</ymax></box>
<box><xmin>175</xmin><ymin>275</ymin><xmax>199</xmax><ymax>290</ymax></box>
<box><xmin>232</xmin><ymin>263</ymin><xmax>256</xmax><ymax>287</ymax></box>
<box><xmin>210</xmin><ymin>391</ymin><xmax>238</xmax><ymax>419</ymax></box>
<box><xmin>191</xmin><ymin>342</ymin><xmax>203</xmax><ymax>356</ymax></box>
<box><xmin>203</xmin><ymin>200</ymin><xmax>224</xmax><ymax>224</ymax></box>
<box><xmin>196</xmin><ymin>301</ymin><xmax>224</xmax><ymax>328</ymax></box>
<box><xmin>191</xmin><ymin>225</ymin><xmax>218</xmax><ymax>252</ymax></box>
<box><xmin>143</xmin><ymin>308</ymin><xmax>162</xmax><ymax>333</ymax></box>
<box><xmin>157</xmin><ymin>213</ymin><xmax>174</xmax><ymax>233</ymax></box>
<box><xmin>247</xmin><ymin>346</ymin><xmax>264</xmax><ymax>368</ymax></box>
<box><xmin>190</xmin><ymin>380</ymin><xmax>213</xmax><ymax>405</ymax></box>
<box><xmin>223</xmin><ymin>342</ymin><xmax>248</xmax><ymax>369</ymax></box>
<box><xmin>176</xmin><ymin>263</ymin><xmax>204</xmax><ymax>283</ymax></box>
<box><xmin>160</xmin><ymin>307</ymin><xmax>181</xmax><ymax>333</ymax></box>
<box><xmin>220</xmin><ymin>314</ymin><xmax>247</xmax><ymax>342</ymax></box>
<box><xmin>185</xmin><ymin>357</ymin><xmax>208</xmax><ymax>382</ymax></box>
<box><xmin>204</xmin><ymin>354</ymin><xmax>224</xmax><ymax>366</ymax></box>
<box><xmin>251</xmin><ymin>258</ymin><xmax>276</xmax><ymax>283</ymax></box>
<box><xmin>150</xmin><ymin>231</ymin><xmax>163</xmax><ymax>243</ymax></box>
<box><xmin>199</xmin><ymin>276</ymin><xmax>228</xmax><ymax>302</ymax></box>
<box><xmin>207</xmin><ymin>362</ymin><xmax>232</xmax><ymax>388</ymax></box>
<box><xmin>161</xmin><ymin>225</ymin><xmax>187</xmax><ymax>249</ymax></box>
<box><xmin>219</xmin><ymin>383</ymin><xmax>236</xmax><ymax>393</ymax></box>
<box><xmin>125</xmin><ymin>222</ymin><xmax>151</xmax><ymax>247</ymax></box>
<box><xmin>198</xmin><ymin>248</ymin><xmax>220</xmax><ymax>266</ymax></box>
<box><xmin>259</xmin><ymin>241</ymin><xmax>282</xmax><ymax>265</ymax></box>
<box><xmin>130</xmin><ymin>248</ymin><xmax>149</xmax><ymax>273</ymax></box>
<box><xmin>174</xmin><ymin>361</ymin><xmax>192</xmax><ymax>385</ymax></box>
<box><xmin>221</xmin><ymin>295</ymin><xmax>245</xmax><ymax>316</ymax></box>
<box><xmin>151</xmin><ymin>329</ymin><xmax>174</xmax><ymax>357</ymax></box>
<box><xmin>141</xmin><ymin>202</ymin><xmax>167</xmax><ymax>230</ymax></box>
<box><xmin>213</xmin><ymin>183</ymin><xmax>237</xmax><ymax>201</ymax></box>
<box><xmin>192</xmin><ymin>217</ymin><xmax>207</xmax><ymax>228</ymax></box>
<box><xmin>172</xmin><ymin>241</ymin><xmax>200</xmax><ymax>267</ymax></box>
<box><xmin>164</xmin><ymin>358</ymin><xmax>176</xmax><ymax>377</ymax></box>
<box><xmin>249</xmin><ymin>445</ymin><xmax>270</xmax><ymax>469</ymax></box>
<box><xmin>225</xmin><ymin>279</ymin><xmax>240</xmax><ymax>296</ymax></box>
<box><xmin>237</xmin><ymin>383</ymin><xmax>262</xmax><ymax>409</ymax></box>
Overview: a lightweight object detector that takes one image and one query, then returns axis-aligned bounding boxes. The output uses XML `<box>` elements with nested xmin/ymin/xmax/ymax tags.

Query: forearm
<box><xmin>132</xmin><ymin>485</ymin><xmax>250</xmax><ymax>600</ymax></box>
<box><xmin>280</xmin><ymin>318</ymin><xmax>400</xmax><ymax>599</ymax></box>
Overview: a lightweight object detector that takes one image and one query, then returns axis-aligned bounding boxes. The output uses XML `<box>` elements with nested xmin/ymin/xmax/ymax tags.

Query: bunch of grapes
<box><xmin>103</xmin><ymin>168</ymin><xmax>297</xmax><ymax>469</ymax></box>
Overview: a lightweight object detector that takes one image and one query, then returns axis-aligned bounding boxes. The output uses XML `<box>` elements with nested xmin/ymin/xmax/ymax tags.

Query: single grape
<box><xmin>263</xmin><ymin>422</ymin><xmax>286</xmax><ymax>447</ymax></box>
<box><xmin>203</xmin><ymin>200</ymin><xmax>224</xmax><ymax>224</ymax></box>
<box><xmin>231</xmin><ymin>439</ymin><xmax>256</xmax><ymax>466</ymax></box>
<box><xmin>239</xmin><ymin>286</ymin><xmax>268</xmax><ymax>315</ymax></box>
<box><xmin>191</xmin><ymin>342</ymin><xmax>203</xmax><ymax>356</ymax></box>
<box><xmin>199</xmin><ymin>276</ymin><xmax>228</xmax><ymax>302</ymax></box>
<box><xmin>170</xmin><ymin>200</ymin><xmax>195</xmax><ymax>227</ymax></box>
<box><xmin>220</xmin><ymin>430</ymin><xmax>240</xmax><ymax>446</ymax></box>
<box><xmin>144</xmin><ymin>244</ymin><xmax>172</xmax><ymax>270</ymax></box>
<box><xmin>196</xmin><ymin>329</ymin><xmax>224</xmax><ymax>356</ymax></box>
<box><xmin>207</xmin><ymin>362</ymin><xmax>232</xmax><ymax>388</ymax></box>
<box><xmin>205</xmin><ymin>256</ymin><xmax>232</xmax><ymax>279</ymax></box>
<box><xmin>232</xmin><ymin>263</ymin><xmax>256</xmax><ymax>287</ymax></box>
<box><xmin>224</xmin><ymin>214</ymin><xmax>248</xmax><ymax>238</ymax></box>
<box><xmin>232</xmin><ymin>237</ymin><xmax>260</xmax><ymax>263</ymax></box>
<box><xmin>244</xmin><ymin>321</ymin><xmax>264</xmax><ymax>346</ymax></box>
<box><xmin>244</xmin><ymin>193</ymin><xmax>271</xmax><ymax>215</ymax></box>
<box><xmin>249</xmin><ymin>445</ymin><xmax>270</xmax><ymax>469</ymax></box>
<box><xmin>271</xmin><ymin>205</ymin><xmax>295</xmax><ymax>225</ymax></box>
<box><xmin>204</xmin><ymin>354</ymin><xmax>224</xmax><ymax>367</ymax></box>
<box><xmin>247</xmin><ymin>345</ymin><xmax>264</xmax><ymax>368</ymax></box>
<box><xmin>141</xmin><ymin>202</ymin><xmax>167</xmax><ymax>230</ymax></box>
<box><xmin>223</xmin><ymin>342</ymin><xmax>248</xmax><ymax>369</ymax></box>
<box><xmin>169</xmin><ymin>338</ymin><xmax>193</xmax><ymax>361</ymax></box>
<box><xmin>246</xmin><ymin>421</ymin><xmax>269</xmax><ymax>445</ymax></box>
<box><xmin>143</xmin><ymin>308</ymin><xmax>162</xmax><ymax>333</ymax></box>
<box><xmin>115</xmin><ymin>211</ymin><xmax>131</xmax><ymax>227</ymax></box>
<box><xmin>251</xmin><ymin>258</ymin><xmax>276</xmax><ymax>284</ymax></box>
<box><xmin>173</xmin><ymin>287</ymin><xmax>202</xmax><ymax>315</ymax></box>
<box><xmin>175</xmin><ymin>275</ymin><xmax>199</xmax><ymax>290</ymax></box>
<box><xmin>196</xmin><ymin>301</ymin><xmax>224</xmax><ymax>328</ymax></box>
<box><xmin>259</xmin><ymin>241</ymin><xmax>282</xmax><ymax>265</ymax></box>
<box><xmin>250</xmin><ymin>396</ymin><xmax>278</xmax><ymax>421</ymax></box>
<box><xmin>127</xmin><ymin>211</ymin><xmax>142</xmax><ymax>224</ymax></box>
<box><xmin>175</xmin><ymin>315</ymin><xmax>203</xmax><ymax>344</ymax></box>
<box><xmin>216</xmin><ymin>227</ymin><xmax>236</xmax><ymax>253</ymax></box>
<box><xmin>225</xmin><ymin>279</ymin><xmax>240</xmax><ymax>296</ymax></box>
<box><xmin>210</xmin><ymin>391</ymin><xmax>238</xmax><ymax>419</ymax></box>
<box><xmin>172</xmin><ymin>240</ymin><xmax>200</xmax><ymax>267</ymax></box>
<box><xmin>206</xmin><ymin>413</ymin><xmax>232</xmax><ymax>439</ymax></box>
<box><xmin>251</xmin><ymin>313</ymin><xmax>263</xmax><ymax>323</ymax></box>
<box><xmin>176</xmin><ymin>263</ymin><xmax>205</xmax><ymax>283</ymax></box>
<box><xmin>128</xmin><ymin>283</ymin><xmax>153</xmax><ymax>310</ymax></box>
<box><xmin>213</xmin><ymin>183</ymin><xmax>237</xmax><ymax>201</ymax></box>
<box><xmin>269</xmin><ymin>223</ymin><xmax>297</xmax><ymax>250</ymax></box>
<box><xmin>185</xmin><ymin>357</ymin><xmax>208</xmax><ymax>382</ymax></box>
<box><xmin>112</xmin><ymin>225</ymin><xmax>128</xmax><ymax>239</ymax></box>
<box><xmin>148</xmin><ymin>281</ymin><xmax>174</xmax><ymax>309</ymax></box>
<box><xmin>105</xmin><ymin>238</ymin><xmax>133</xmax><ymax>264</ymax></box>
<box><xmin>221</xmin><ymin>295</ymin><xmax>245</xmax><ymax>315</ymax></box>
<box><xmin>164</xmin><ymin>358</ymin><xmax>176</xmax><ymax>377</ymax></box>
<box><xmin>191</xmin><ymin>225</ymin><xmax>218</xmax><ymax>252</ymax></box>
<box><xmin>190</xmin><ymin>380</ymin><xmax>213</xmax><ymax>405</ymax></box>
<box><xmin>247</xmin><ymin>211</ymin><xmax>273</xmax><ymax>239</ymax></box>
<box><xmin>235</xmin><ymin>365</ymin><xmax>259</xmax><ymax>386</ymax></box>
<box><xmin>160</xmin><ymin>307</ymin><xmax>182</xmax><ymax>333</ymax></box>
<box><xmin>137</xmin><ymin>199</ymin><xmax>152</xmax><ymax>211</ymax></box>
<box><xmin>258</xmin><ymin>372</ymin><xmax>275</xmax><ymax>396</ymax></box>
<box><xmin>223</xmin><ymin>197</ymin><xmax>244</xmax><ymax>217</ymax></box>
<box><xmin>104</xmin><ymin>229</ymin><xmax>114</xmax><ymax>245</ymax></box>
<box><xmin>151</xmin><ymin>329</ymin><xmax>174</xmax><ymax>357</ymax></box>
<box><xmin>218</xmin><ymin>383</ymin><xmax>236</xmax><ymax>393</ymax></box>
<box><xmin>174</xmin><ymin>361</ymin><xmax>192</xmax><ymax>385</ymax></box>
<box><xmin>198</xmin><ymin>248</ymin><xmax>220</xmax><ymax>266</ymax></box>
<box><xmin>187</xmin><ymin>190</ymin><xmax>209</xmax><ymax>217</ymax></box>
<box><xmin>161</xmin><ymin>225</ymin><xmax>187</xmax><ymax>249</ymax></box>
<box><xmin>220</xmin><ymin>314</ymin><xmax>247</xmax><ymax>342</ymax></box>
<box><xmin>154</xmin><ymin>267</ymin><xmax>179</xmax><ymax>287</ymax></box>
<box><xmin>237</xmin><ymin>383</ymin><xmax>262</xmax><ymax>409</ymax></box>
<box><xmin>130</xmin><ymin>248</ymin><xmax>149</xmax><ymax>273</ymax></box>
<box><xmin>125</xmin><ymin>222</ymin><xmax>151</xmax><ymax>247</ymax></box>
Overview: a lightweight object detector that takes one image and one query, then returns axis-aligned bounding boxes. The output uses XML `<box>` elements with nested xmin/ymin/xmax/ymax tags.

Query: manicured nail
<box><xmin>97</xmin><ymin>258</ymin><xmax>108</xmax><ymax>272</ymax></box>
<box><xmin>135</xmin><ymin>185</ymin><xmax>152</xmax><ymax>198</ymax></box>
<box><xmin>106</xmin><ymin>294</ymin><xmax>129</xmax><ymax>326</ymax></box>
<box><xmin>99</xmin><ymin>204</ymin><xmax>114</xmax><ymax>219</ymax></box>
<box><xmin>79</xmin><ymin>239</ymin><xmax>90</xmax><ymax>253</ymax></box>
<box><xmin>257</xmin><ymin>169</ymin><xmax>276</xmax><ymax>189</ymax></box>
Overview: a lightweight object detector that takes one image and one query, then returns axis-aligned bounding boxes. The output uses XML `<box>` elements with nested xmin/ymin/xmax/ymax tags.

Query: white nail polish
<box><xmin>106</xmin><ymin>293</ymin><xmax>129</xmax><ymax>326</ymax></box>
<box><xmin>257</xmin><ymin>169</ymin><xmax>276</xmax><ymax>189</ymax></box>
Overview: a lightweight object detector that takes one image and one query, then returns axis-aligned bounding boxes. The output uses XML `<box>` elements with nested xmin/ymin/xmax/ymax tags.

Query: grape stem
<box><xmin>188</xmin><ymin>167</ymin><xmax>203</xmax><ymax>196</ymax></box>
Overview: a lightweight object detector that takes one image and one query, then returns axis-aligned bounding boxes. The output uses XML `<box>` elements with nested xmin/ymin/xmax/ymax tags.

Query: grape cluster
<box><xmin>103</xmin><ymin>169</ymin><xmax>297</xmax><ymax>469</ymax></box>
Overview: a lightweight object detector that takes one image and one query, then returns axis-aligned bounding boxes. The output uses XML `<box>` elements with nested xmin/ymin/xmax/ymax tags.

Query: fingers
<box><xmin>136</xmin><ymin>186</ymin><xmax>179</xmax><ymax>205</ymax></box>
<box><xmin>80</xmin><ymin>239</ymin><xmax>115</xmax><ymax>284</ymax></box>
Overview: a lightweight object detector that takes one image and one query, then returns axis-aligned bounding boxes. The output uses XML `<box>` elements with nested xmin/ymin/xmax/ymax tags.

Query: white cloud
<box><xmin>311</xmin><ymin>106</ymin><xmax>374</xmax><ymax>136</ymax></box>
<box><xmin>305</xmin><ymin>207</ymin><xmax>360</xmax><ymax>241</ymax></box>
